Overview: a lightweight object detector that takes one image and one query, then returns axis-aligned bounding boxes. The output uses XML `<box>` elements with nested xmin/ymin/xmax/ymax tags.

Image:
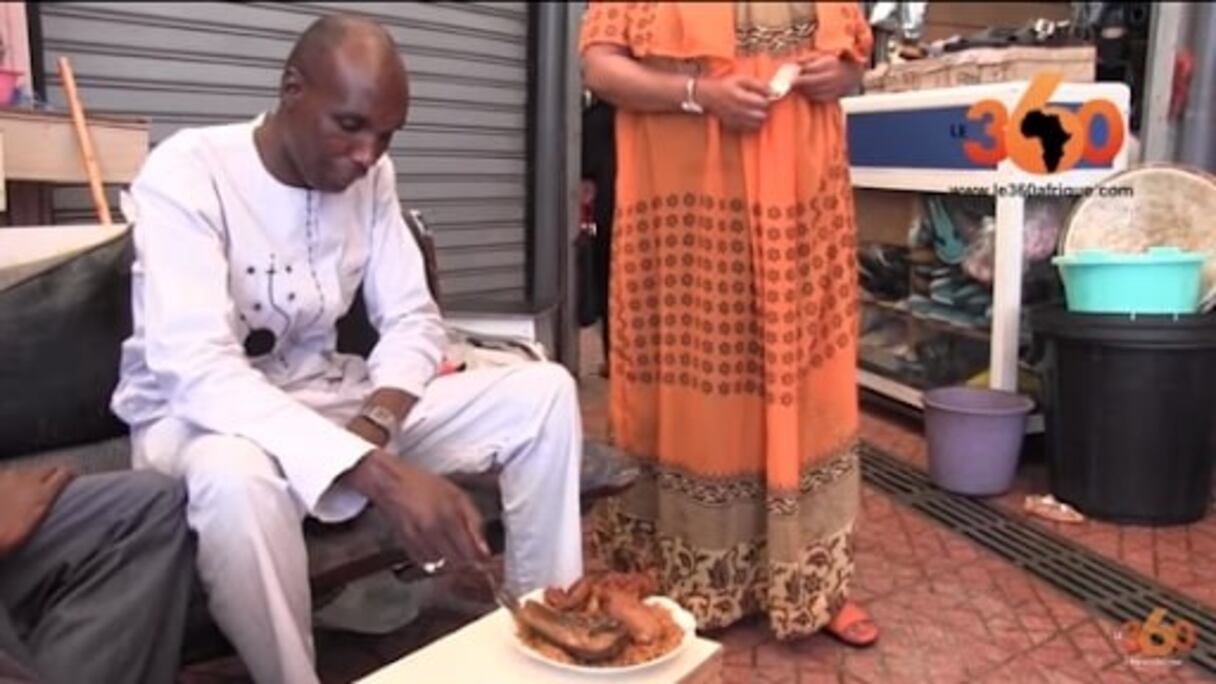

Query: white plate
<box><xmin>506</xmin><ymin>589</ymin><xmax>698</xmax><ymax>676</ymax></box>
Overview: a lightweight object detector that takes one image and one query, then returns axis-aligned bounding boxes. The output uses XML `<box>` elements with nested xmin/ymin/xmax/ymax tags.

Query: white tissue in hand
<box><xmin>769</xmin><ymin>63</ymin><xmax>802</xmax><ymax>100</ymax></box>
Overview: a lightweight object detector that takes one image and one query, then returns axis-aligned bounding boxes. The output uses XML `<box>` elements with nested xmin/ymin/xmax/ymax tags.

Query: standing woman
<box><xmin>581</xmin><ymin>2</ymin><xmax>877</xmax><ymax>644</ymax></box>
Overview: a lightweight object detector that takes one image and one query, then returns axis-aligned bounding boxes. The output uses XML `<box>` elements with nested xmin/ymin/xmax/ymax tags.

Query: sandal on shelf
<box><xmin>825</xmin><ymin>602</ymin><xmax>879</xmax><ymax>648</ymax></box>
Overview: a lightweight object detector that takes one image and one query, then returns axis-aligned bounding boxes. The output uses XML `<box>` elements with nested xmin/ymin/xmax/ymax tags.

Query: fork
<box><xmin>476</xmin><ymin>562</ymin><xmax>521</xmax><ymax>615</ymax></box>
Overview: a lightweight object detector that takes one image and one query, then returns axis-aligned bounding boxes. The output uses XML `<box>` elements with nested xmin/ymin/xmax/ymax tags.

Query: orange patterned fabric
<box><xmin>581</xmin><ymin>2</ymin><xmax>873</xmax><ymax>638</ymax></box>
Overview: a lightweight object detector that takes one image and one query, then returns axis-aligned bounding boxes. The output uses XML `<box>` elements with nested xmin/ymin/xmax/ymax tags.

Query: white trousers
<box><xmin>132</xmin><ymin>362</ymin><xmax>584</xmax><ymax>684</ymax></box>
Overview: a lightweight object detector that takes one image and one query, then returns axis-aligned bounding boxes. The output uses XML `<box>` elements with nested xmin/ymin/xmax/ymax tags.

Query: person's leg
<box><xmin>0</xmin><ymin>471</ymin><xmax>194</xmax><ymax>684</ymax></box>
<box><xmin>395</xmin><ymin>362</ymin><xmax>584</xmax><ymax>594</ymax></box>
<box><xmin>135</xmin><ymin>419</ymin><xmax>317</xmax><ymax>684</ymax></box>
<box><xmin>0</xmin><ymin>609</ymin><xmax>37</xmax><ymax>683</ymax></box>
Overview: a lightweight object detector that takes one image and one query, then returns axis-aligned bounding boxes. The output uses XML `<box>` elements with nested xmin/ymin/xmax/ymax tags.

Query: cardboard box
<box><xmin>922</xmin><ymin>2</ymin><xmax>1072</xmax><ymax>44</ymax></box>
<box><xmin>854</xmin><ymin>189</ymin><xmax>920</xmax><ymax>247</ymax></box>
<box><xmin>864</xmin><ymin>46</ymin><xmax>1095</xmax><ymax>94</ymax></box>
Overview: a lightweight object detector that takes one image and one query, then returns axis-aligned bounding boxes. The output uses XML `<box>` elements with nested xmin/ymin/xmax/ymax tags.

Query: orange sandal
<box><xmin>825</xmin><ymin>601</ymin><xmax>879</xmax><ymax>648</ymax></box>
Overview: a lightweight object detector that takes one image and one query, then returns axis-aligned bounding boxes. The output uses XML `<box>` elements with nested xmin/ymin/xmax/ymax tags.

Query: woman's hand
<box><xmin>792</xmin><ymin>54</ymin><xmax>863</xmax><ymax>102</ymax></box>
<box><xmin>698</xmin><ymin>75</ymin><xmax>771</xmax><ymax>132</ymax></box>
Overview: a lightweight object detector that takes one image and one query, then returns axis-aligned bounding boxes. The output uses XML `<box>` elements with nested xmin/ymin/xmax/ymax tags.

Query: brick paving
<box><xmin>861</xmin><ymin>410</ymin><xmax>1216</xmax><ymax>610</ymax></box>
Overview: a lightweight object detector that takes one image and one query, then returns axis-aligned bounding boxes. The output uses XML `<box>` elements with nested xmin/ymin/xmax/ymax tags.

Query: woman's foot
<box><xmin>825</xmin><ymin>601</ymin><xmax>878</xmax><ymax>648</ymax></box>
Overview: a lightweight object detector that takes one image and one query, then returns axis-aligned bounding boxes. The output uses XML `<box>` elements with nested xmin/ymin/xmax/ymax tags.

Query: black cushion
<box><xmin>0</xmin><ymin>228</ymin><xmax>382</xmax><ymax>460</ymax></box>
<box><xmin>0</xmin><ymin>231</ymin><xmax>133</xmax><ymax>459</ymax></box>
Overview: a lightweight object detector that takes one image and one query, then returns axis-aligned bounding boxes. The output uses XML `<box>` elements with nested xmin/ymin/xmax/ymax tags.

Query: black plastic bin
<box><xmin>1031</xmin><ymin>306</ymin><xmax>1216</xmax><ymax>525</ymax></box>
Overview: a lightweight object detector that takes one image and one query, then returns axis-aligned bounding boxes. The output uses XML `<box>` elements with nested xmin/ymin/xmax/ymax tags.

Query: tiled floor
<box><xmin>862</xmin><ymin>408</ymin><xmax>1216</xmax><ymax>610</ymax></box>
<box><xmin>180</xmin><ymin>328</ymin><xmax>1213</xmax><ymax>682</ymax></box>
<box><xmin>709</xmin><ymin>483</ymin><xmax>1210</xmax><ymax>683</ymax></box>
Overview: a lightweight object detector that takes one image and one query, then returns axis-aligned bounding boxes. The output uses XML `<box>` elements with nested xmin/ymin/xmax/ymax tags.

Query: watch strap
<box><xmin>359</xmin><ymin>404</ymin><xmax>399</xmax><ymax>443</ymax></box>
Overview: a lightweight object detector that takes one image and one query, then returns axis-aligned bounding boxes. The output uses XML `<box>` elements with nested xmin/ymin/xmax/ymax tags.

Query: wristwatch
<box><xmin>358</xmin><ymin>404</ymin><xmax>400</xmax><ymax>445</ymax></box>
<box><xmin>680</xmin><ymin>76</ymin><xmax>704</xmax><ymax>114</ymax></box>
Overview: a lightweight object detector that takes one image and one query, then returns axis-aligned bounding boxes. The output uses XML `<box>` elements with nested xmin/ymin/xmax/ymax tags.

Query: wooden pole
<box><xmin>57</xmin><ymin>56</ymin><xmax>111</xmax><ymax>227</ymax></box>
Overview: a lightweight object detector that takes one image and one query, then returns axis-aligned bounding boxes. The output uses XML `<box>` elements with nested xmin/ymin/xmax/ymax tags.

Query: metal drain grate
<box><xmin>860</xmin><ymin>443</ymin><xmax>1216</xmax><ymax>674</ymax></box>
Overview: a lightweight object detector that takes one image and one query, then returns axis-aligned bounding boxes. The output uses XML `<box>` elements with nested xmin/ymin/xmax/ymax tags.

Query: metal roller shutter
<box><xmin>38</xmin><ymin>1</ymin><xmax>530</xmax><ymax>303</ymax></box>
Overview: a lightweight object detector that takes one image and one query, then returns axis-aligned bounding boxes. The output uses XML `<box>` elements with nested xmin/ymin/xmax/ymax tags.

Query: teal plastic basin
<box><xmin>1052</xmin><ymin>247</ymin><xmax>1206</xmax><ymax>314</ymax></box>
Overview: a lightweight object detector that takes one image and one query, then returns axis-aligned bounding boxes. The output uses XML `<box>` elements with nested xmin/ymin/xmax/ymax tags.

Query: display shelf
<box><xmin>843</xmin><ymin>79</ymin><xmax>1130</xmax><ymax>432</ymax></box>
<box><xmin>861</xmin><ymin>295</ymin><xmax>992</xmax><ymax>342</ymax></box>
<box><xmin>858</xmin><ymin>323</ymin><xmax>993</xmax><ymax>410</ymax></box>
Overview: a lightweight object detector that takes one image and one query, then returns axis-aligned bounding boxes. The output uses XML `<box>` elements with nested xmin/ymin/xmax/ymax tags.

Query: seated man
<box><xmin>0</xmin><ymin>468</ymin><xmax>193</xmax><ymax>684</ymax></box>
<box><xmin>110</xmin><ymin>14</ymin><xmax>583</xmax><ymax>684</ymax></box>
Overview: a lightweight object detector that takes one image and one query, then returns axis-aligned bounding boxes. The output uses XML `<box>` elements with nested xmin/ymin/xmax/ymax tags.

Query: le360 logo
<box><xmin>958</xmin><ymin>72</ymin><xmax>1126</xmax><ymax>174</ymax></box>
<box><xmin>1116</xmin><ymin>608</ymin><xmax>1198</xmax><ymax>662</ymax></box>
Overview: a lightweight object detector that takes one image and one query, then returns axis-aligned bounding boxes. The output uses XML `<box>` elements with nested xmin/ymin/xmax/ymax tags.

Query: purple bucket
<box><xmin>923</xmin><ymin>386</ymin><xmax>1035</xmax><ymax>496</ymax></box>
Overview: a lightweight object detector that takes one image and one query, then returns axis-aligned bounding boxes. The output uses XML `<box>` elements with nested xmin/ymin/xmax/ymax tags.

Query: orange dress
<box><xmin>580</xmin><ymin>2</ymin><xmax>872</xmax><ymax>638</ymax></box>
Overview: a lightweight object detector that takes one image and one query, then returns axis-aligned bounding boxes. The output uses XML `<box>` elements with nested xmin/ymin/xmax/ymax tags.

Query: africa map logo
<box><xmin>1020</xmin><ymin>109</ymin><xmax>1071</xmax><ymax>172</ymax></box>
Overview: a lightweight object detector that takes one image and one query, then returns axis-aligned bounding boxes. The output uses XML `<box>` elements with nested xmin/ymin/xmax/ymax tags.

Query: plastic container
<box><xmin>0</xmin><ymin>69</ymin><xmax>21</xmax><ymax>106</ymax></box>
<box><xmin>1052</xmin><ymin>247</ymin><xmax>1205</xmax><ymax>314</ymax></box>
<box><xmin>1031</xmin><ymin>306</ymin><xmax>1216</xmax><ymax>525</ymax></box>
<box><xmin>923</xmin><ymin>386</ymin><xmax>1035</xmax><ymax>496</ymax></box>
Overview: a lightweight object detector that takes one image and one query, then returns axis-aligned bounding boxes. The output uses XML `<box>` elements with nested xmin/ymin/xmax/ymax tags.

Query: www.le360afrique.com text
<box><xmin>947</xmin><ymin>183</ymin><xmax>1134</xmax><ymax>198</ymax></box>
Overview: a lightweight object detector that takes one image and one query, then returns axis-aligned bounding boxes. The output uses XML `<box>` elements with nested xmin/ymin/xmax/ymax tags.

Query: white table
<box><xmin>357</xmin><ymin>605</ymin><xmax>724</xmax><ymax>684</ymax></box>
<box><xmin>0</xmin><ymin>108</ymin><xmax>148</xmax><ymax>215</ymax></box>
